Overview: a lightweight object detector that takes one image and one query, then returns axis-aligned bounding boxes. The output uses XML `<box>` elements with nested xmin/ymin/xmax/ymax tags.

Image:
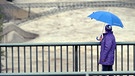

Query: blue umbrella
<box><xmin>88</xmin><ymin>10</ymin><xmax>124</xmax><ymax>28</ymax></box>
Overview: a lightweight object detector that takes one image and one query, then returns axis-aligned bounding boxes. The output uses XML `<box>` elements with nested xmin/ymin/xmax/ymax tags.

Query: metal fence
<box><xmin>0</xmin><ymin>42</ymin><xmax>135</xmax><ymax>73</ymax></box>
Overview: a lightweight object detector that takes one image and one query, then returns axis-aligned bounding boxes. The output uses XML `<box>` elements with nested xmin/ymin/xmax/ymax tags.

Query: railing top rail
<box><xmin>0</xmin><ymin>42</ymin><xmax>135</xmax><ymax>47</ymax></box>
<box><xmin>0</xmin><ymin>71</ymin><xmax>135</xmax><ymax>75</ymax></box>
<box><xmin>0</xmin><ymin>42</ymin><xmax>99</xmax><ymax>46</ymax></box>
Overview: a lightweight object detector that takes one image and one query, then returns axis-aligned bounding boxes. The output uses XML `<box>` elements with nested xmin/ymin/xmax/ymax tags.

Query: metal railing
<box><xmin>0</xmin><ymin>42</ymin><xmax>135</xmax><ymax>73</ymax></box>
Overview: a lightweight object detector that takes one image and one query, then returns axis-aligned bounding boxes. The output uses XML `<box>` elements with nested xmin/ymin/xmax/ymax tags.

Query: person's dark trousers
<box><xmin>102</xmin><ymin>65</ymin><xmax>113</xmax><ymax>76</ymax></box>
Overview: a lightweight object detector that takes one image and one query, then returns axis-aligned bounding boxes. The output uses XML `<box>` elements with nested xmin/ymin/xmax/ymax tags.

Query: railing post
<box><xmin>75</xmin><ymin>45</ymin><xmax>78</xmax><ymax>72</ymax></box>
<box><xmin>134</xmin><ymin>45</ymin><xmax>135</xmax><ymax>76</ymax></box>
<box><xmin>133</xmin><ymin>45</ymin><xmax>135</xmax><ymax>71</ymax></box>
<box><xmin>0</xmin><ymin>47</ymin><xmax>1</xmax><ymax>73</ymax></box>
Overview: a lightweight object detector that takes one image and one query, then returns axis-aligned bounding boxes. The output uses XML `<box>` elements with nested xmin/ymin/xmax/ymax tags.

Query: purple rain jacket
<box><xmin>99</xmin><ymin>31</ymin><xmax>116</xmax><ymax>65</ymax></box>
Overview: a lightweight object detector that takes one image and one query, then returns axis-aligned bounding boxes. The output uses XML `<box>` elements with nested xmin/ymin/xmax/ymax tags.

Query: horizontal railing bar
<box><xmin>116</xmin><ymin>42</ymin><xmax>135</xmax><ymax>45</ymax></box>
<box><xmin>88</xmin><ymin>71</ymin><xmax>135</xmax><ymax>75</ymax></box>
<box><xmin>0</xmin><ymin>42</ymin><xmax>135</xmax><ymax>46</ymax></box>
<box><xmin>0</xmin><ymin>42</ymin><xmax>99</xmax><ymax>46</ymax></box>
<box><xmin>0</xmin><ymin>71</ymin><xmax>135</xmax><ymax>76</ymax></box>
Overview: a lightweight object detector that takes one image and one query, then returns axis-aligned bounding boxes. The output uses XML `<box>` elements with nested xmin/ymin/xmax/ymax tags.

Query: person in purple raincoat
<box><xmin>98</xmin><ymin>25</ymin><xmax>116</xmax><ymax>76</ymax></box>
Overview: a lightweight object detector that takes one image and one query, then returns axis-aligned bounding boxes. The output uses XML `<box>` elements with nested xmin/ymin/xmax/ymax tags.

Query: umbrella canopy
<box><xmin>88</xmin><ymin>10</ymin><xmax>124</xmax><ymax>28</ymax></box>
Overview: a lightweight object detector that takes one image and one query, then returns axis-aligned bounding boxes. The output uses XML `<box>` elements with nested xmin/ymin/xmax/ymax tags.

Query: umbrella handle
<box><xmin>96</xmin><ymin>35</ymin><xmax>103</xmax><ymax>41</ymax></box>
